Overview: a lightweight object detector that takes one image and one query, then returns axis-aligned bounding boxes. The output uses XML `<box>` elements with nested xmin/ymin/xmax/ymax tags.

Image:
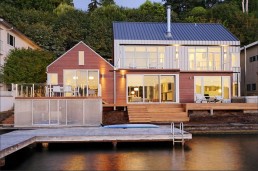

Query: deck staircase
<box><xmin>127</xmin><ymin>104</ymin><xmax>189</xmax><ymax>123</ymax></box>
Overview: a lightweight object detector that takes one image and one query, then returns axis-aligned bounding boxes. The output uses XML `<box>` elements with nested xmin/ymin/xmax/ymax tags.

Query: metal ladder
<box><xmin>171</xmin><ymin>122</ymin><xmax>185</xmax><ymax>146</ymax></box>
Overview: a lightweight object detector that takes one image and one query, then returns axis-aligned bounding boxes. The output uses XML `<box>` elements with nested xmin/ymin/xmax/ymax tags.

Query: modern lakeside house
<box><xmin>16</xmin><ymin>6</ymin><xmax>258</xmax><ymax>127</ymax></box>
<box><xmin>47</xmin><ymin>6</ymin><xmax>241</xmax><ymax>104</ymax></box>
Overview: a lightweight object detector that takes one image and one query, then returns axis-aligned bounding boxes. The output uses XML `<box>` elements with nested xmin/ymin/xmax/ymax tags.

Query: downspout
<box><xmin>244</xmin><ymin>46</ymin><xmax>247</xmax><ymax>96</ymax></box>
<box><xmin>113</xmin><ymin>69</ymin><xmax>116</xmax><ymax>110</ymax></box>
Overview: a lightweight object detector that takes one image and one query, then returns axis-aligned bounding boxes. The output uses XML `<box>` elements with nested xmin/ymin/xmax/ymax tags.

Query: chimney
<box><xmin>166</xmin><ymin>5</ymin><xmax>172</xmax><ymax>37</ymax></box>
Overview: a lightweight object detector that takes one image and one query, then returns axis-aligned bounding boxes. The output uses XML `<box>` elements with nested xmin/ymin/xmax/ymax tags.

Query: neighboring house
<box><xmin>0</xmin><ymin>18</ymin><xmax>40</xmax><ymax>111</ymax></box>
<box><xmin>113</xmin><ymin>6</ymin><xmax>240</xmax><ymax>104</ymax></box>
<box><xmin>240</xmin><ymin>41</ymin><xmax>258</xmax><ymax>96</ymax></box>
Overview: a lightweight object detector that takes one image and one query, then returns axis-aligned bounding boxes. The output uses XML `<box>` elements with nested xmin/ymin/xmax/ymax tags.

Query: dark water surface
<box><xmin>3</xmin><ymin>134</ymin><xmax>258</xmax><ymax>170</ymax></box>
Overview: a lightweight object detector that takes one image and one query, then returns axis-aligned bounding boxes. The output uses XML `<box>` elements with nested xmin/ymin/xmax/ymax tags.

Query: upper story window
<box><xmin>121</xmin><ymin>46</ymin><xmax>165</xmax><ymax>69</ymax></box>
<box><xmin>7</xmin><ymin>33</ymin><xmax>15</xmax><ymax>47</ymax></box>
<box><xmin>249</xmin><ymin>56</ymin><xmax>257</xmax><ymax>63</ymax></box>
<box><xmin>78</xmin><ymin>51</ymin><xmax>84</xmax><ymax>65</ymax></box>
<box><xmin>188</xmin><ymin>47</ymin><xmax>221</xmax><ymax>71</ymax></box>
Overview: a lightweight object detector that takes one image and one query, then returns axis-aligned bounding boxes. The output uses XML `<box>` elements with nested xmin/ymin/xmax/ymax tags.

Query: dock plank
<box><xmin>0</xmin><ymin>126</ymin><xmax>192</xmax><ymax>159</ymax></box>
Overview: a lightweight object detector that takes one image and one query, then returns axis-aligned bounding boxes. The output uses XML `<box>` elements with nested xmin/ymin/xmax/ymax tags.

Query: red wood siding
<box><xmin>47</xmin><ymin>42</ymin><xmax>114</xmax><ymax>104</ymax></box>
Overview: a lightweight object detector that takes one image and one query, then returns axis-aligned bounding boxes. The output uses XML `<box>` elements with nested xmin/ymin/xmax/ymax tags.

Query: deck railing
<box><xmin>11</xmin><ymin>83</ymin><xmax>102</xmax><ymax>98</ymax></box>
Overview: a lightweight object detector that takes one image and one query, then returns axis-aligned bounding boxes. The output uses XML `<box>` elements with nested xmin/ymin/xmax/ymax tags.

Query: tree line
<box><xmin>0</xmin><ymin>0</ymin><xmax>257</xmax><ymax>83</ymax></box>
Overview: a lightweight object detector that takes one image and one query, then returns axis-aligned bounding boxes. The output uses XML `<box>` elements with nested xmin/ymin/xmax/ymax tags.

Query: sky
<box><xmin>73</xmin><ymin>0</ymin><xmax>163</xmax><ymax>11</ymax></box>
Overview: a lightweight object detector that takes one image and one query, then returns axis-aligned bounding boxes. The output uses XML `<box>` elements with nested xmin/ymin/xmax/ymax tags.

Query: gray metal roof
<box><xmin>113</xmin><ymin>22</ymin><xmax>239</xmax><ymax>41</ymax></box>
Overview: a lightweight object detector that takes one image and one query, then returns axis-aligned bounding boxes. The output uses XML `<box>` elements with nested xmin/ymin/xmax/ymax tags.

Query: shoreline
<box><xmin>1</xmin><ymin>123</ymin><xmax>258</xmax><ymax>135</ymax></box>
<box><xmin>184</xmin><ymin>123</ymin><xmax>258</xmax><ymax>134</ymax></box>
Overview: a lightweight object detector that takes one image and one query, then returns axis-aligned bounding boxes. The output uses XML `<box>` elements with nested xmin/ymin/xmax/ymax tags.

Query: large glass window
<box><xmin>194</xmin><ymin>76</ymin><xmax>231</xmax><ymax>99</ymax></box>
<box><xmin>63</xmin><ymin>70</ymin><xmax>99</xmax><ymax>96</ymax></box>
<box><xmin>123</xmin><ymin>46</ymin><xmax>165</xmax><ymax>69</ymax></box>
<box><xmin>127</xmin><ymin>74</ymin><xmax>177</xmax><ymax>103</ymax></box>
<box><xmin>127</xmin><ymin>75</ymin><xmax>143</xmax><ymax>102</ymax></box>
<box><xmin>47</xmin><ymin>73</ymin><xmax>58</xmax><ymax>85</ymax></box>
<box><xmin>144</xmin><ymin>75</ymin><xmax>159</xmax><ymax>102</ymax></box>
<box><xmin>188</xmin><ymin>47</ymin><xmax>221</xmax><ymax>71</ymax></box>
<box><xmin>161</xmin><ymin>76</ymin><xmax>175</xmax><ymax>102</ymax></box>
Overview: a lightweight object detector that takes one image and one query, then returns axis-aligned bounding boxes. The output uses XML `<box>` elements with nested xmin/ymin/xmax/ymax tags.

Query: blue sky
<box><xmin>73</xmin><ymin>0</ymin><xmax>163</xmax><ymax>11</ymax></box>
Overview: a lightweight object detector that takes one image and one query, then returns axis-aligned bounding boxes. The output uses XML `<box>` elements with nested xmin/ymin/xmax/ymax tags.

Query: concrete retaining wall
<box><xmin>0</xmin><ymin>96</ymin><xmax>14</xmax><ymax>112</ymax></box>
<box><xmin>14</xmin><ymin>98</ymin><xmax>102</xmax><ymax>127</ymax></box>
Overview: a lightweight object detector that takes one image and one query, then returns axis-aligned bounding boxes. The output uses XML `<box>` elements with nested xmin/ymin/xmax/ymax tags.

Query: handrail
<box><xmin>171</xmin><ymin>122</ymin><xmax>185</xmax><ymax>146</ymax></box>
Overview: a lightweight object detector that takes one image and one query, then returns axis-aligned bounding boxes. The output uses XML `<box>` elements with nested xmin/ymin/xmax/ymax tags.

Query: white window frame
<box><xmin>194</xmin><ymin>76</ymin><xmax>231</xmax><ymax>100</ymax></box>
<box><xmin>7</xmin><ymin>33</ymin><xmax>15</xmax><ymax>47</ymax></box>
<box><xmin>126</xmin><ymin>74</ymin><xmax>179</xmax><ymax>103</ymax></box>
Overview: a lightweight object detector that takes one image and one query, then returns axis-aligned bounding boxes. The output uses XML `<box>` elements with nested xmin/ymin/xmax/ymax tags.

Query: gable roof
<box><xmin>47</xmin><ymin>41</ymin><xmax>114</xmax><ymax>71</ymax></box>
<box><xmin>113</xmin><ymin>22</ymin><xmax>239</xmax><ymax>42</ymax></box>
<box><xmin>240</xmin><ymin>41</ymin><xmax>258</xmax><ymax>51</ymax></box>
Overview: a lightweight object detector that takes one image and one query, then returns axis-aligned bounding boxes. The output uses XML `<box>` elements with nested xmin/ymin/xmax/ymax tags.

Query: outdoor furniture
<box><xmin>195</xmin><ymin>94</ymin><xmax>208</xmax><ymax>103</ymax></box>
<box><xmin>88</xmin><ymin>89</ymin><xmax>96</xmax><ymax>96</ymax></box>
<box><xmin>214</xmin><ymin>96</ymin><xmax>223</xmax><ymax>103</ymax></box>
<box><xmin>63</xmin><ymin>85</ymin><xmax>72</xmax><ymax>96</ymax></box>
<box><xmin>52</xmin><ymin>86</ymin><xmax>62</xmax><ymax>96</ymax></box>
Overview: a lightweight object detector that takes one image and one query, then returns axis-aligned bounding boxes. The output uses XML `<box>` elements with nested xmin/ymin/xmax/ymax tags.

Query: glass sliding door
<box><xmin>77</xmin><ymin>70</ymin><xmax>88</xmax><ymax>96</ymax></box>
<box><xmin>63</xmin><ymin>70</ymin><xmax>99</xmax><ymax>97</ymax></box>
<box><xmin>161</xmin><ymin>75</ymin><xmax>176</xmax><ymax>102</ymax></box>
<box><xmin>63</xmin><ymin>70</ymin><xmax>78</xmax><ymax>88</ymax></box>
<box><xmin>144</xmin><ymin>75</ymin><xmax>159</xmax><ymax>102</ymax></box>
<box><xmin>88</xmin><ymin>71</ymin><xmax>98</xmax><ymax>96</ymax></box>
<box><xmin>194</xmin><ymin>76</ymin><xmax>231</xmax><ymax>100</ymax></box>
<box><xmin>127</xmin><ymin>75</ymin><xmax>143</xmax><ymax>102</ymax></box>
<box><xmin>127</xmin><ymin>74</ymin><xmax>178</xmax><ymax>103</ymax></box>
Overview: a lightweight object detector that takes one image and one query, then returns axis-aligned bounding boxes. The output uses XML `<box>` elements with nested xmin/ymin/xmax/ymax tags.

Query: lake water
<box><xmin>3</xmin><ymin>134</ymin><xmax>258</xmax><ymax>170</ymax></box>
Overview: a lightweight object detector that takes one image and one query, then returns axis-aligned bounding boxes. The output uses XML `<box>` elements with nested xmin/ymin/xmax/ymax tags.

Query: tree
<box><xmin>0</xmin><ymin>0</ymin><xmax>73</xmax><ymax>12</ymax></box>
<box><xmin>138</xmin><ymin>0</ymin><xmax>166</xmax><ymax>22</ymax></box>
<box><xmin>87</xmin><ymin>5</ymin><xmax>126</xmax><ymax>59</ymax></box>
<box><xmin>53</xmin><ymin>2</ymin><xmax>74</xmax><ymax>15</ymax></box>
<box><xmin>1</xmin><ymin>49</ymin><xmax>54</xmax><ymax>83</ymax></box>
<box><xmin>88</xmin><ymin>0</ymin><xmax>102</xmax><ymax>12</ymax></box>
<box><xmin>52</xmin><ymin>10</ymin><xmax>89</xmax><ymax>53</ymax></box>
<box><xmin>185</xmin><ymin>6</ymin><xmax>207</xmax><ymax>23</ymax></box>
<box><xmin>100</xmin><ymin>0</ymin><xmax>115</xmax><ymax>6</ymax></box>
<box><xmin>162</xmin><ymin>0</ymin><xmax>203</xmax><ymax>18</ymax></box>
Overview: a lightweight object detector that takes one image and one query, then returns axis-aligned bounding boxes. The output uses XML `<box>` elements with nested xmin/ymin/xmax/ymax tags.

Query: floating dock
<box><xmin>0</xmin><ymin>126</ymin><xmax>192</xmax><ymax>166</ymax></box>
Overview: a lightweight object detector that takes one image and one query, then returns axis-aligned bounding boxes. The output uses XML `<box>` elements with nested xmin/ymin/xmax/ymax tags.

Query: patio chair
<box><xmin>195</xmin><ymin>94</ymin><xmax>208</xmax><ymax>103</ymax></box>
<box><xmin>214</xmin><ymin>96</ymin><xmax>223</xmax><ymax>103</ymax></box>
<box><xmin>52</xmin><ymin>86</ymin><xmax>62</xmax><ymax>96</ymax></box>
<box><xmin>63</xmin><ymin>85</ymin><xmax>72</xmax><ymax>96</ymax></box>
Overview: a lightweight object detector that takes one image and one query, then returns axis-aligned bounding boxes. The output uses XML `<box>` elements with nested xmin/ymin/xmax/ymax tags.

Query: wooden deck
<box><xmin>0</xmin><ymin>126</ymin><xmax>192</xmax><ymax>161</ymax></box>
<box><xmin>186</xmin><ymin>103</ymin><xmax>258</xmax><ymax>115</ymax></box>
<box><xmin>127</xmin><ymin>104</ymin><xmax>189</xmax><ymax>123</ymax></box>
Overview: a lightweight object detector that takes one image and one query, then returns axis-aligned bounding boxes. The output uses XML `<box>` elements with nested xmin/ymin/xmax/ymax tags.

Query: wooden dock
<box><xmin>0</xmin><ymin>126</ymin><xmax>192</xmax><ymax>164</ymax></box>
